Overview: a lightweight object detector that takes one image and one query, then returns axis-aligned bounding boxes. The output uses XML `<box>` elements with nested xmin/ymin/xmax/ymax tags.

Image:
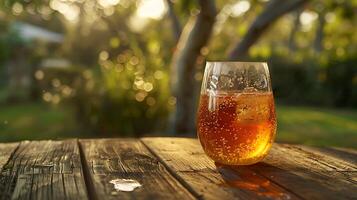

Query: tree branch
<box><xmin>288</xmin><ymin>8</ymin><xmax>303</xmax><ymax>52</ymax></box>
<box><xmin>314</xmin><ymin>12</ymin><xmax>325</xmax><ymax>53</ymax></box>
<box><xmin>171</xmin><ymin>0</ymin><xmax>216</xmax><ymax>134</ymax></box>
<box><xmin>165</xmin><ymin>0</ymin><xmax>182</xmax><ymax>42</ymax></box>
<box><xmin>229</xmin><ymin>0</ymin><xmax>310</xmax><ymax>59</ymax></box>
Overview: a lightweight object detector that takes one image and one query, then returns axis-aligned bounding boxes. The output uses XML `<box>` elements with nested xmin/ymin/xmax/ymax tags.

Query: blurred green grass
<box><xmin>276</xmin><ymin>105</ymin><xmax>357</xmax><ymax>148</ymax></box>
<box><xmin>0</xmin><ymin>103</ymin><xmax>80</xmax><ymax>141</ymax></box>
<box><xmin>0</xmin><ymin>103</ymin><xmax>356</xmax><ymax>149</ymax></box>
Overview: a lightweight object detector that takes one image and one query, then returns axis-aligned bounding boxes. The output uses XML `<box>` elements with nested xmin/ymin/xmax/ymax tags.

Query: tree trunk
<box><xmin>229</xmin><ymin>0</ymin><xmax>309</xmax><ymax>59</ymax></box>
<box><xmin>288</xmin><ymin>8</ymin><xmax>303</xmax><ymax>52</ymax></box>
<box><xmin>165</xmin><ymin>0</ymin><xmax>182</xmax><ymax>42</ymax></box>
<box><xmin>314</xmin><ymin>12</ymin><xmax>325</xmax><ymax>53</ymax></box>
<box><xmin>171</xmin><ymin>0</ymin><xmax>216</xmax><ymax>135</ymax></box>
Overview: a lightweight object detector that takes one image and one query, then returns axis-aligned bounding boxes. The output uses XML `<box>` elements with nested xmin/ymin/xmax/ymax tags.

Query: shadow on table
<box><xmin>214</xmin><ymin>161</ymin><xmax>352</xmax><ymax>199</ymax></box>
<box><xmin>215</xmin><ymin>162</ymin><xmax>293</xmax><ymax>199</ymax></box>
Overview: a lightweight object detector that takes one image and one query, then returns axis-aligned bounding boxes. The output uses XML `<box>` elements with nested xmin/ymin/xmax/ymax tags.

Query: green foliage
<box><xmin>324</xmin><ymin>56</ymin><xmax>357</xmax><ymax>107</ymax></box>
<box><xmin>0</xmin><ymin>22</ymin><xmax>26</xmax><ymax>64</ymax></box>
<box><xmin>268</xmin><ymin>54</ymin><xmax>357</xmax><ymax>108</ymax></box>
<box><xmin>0</xmin><ymin>0</ymin><xmax>50</xmax><ymax>9</ymax></box>
<box><xmin>179</xmin><ymin>0</ymin><xmax>198</xmax><ymax>13</ymax></box>
<box><xmin>36</xmin><ymin>45</ymin><xmax>173</xmax><ymax>136</ymax></box>
<box><xmin>0</xmin><ymin>22</ymin><xmax>28</xmax><ymax>89</ymax></box>
<box><xmin>73</xmin><ymin>44</ymin><xmax>173</xmax><ymax>136</ymax></box>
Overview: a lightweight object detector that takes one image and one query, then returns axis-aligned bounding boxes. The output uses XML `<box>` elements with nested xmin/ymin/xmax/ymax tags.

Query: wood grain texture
<box><xmin>79</xmin><ymin>139</ymin><xmax>195</xmax><ymax>200</ymax></box>
<box><xmin>0</xmin><ymin>142</ymin><xmax>19</xmax><ymax>172</ymax></box>
<box><xmin>254</xmin><ymin>143</ymin><xmax>357</xmax><ymax>199</ymax></box>
<box><xmin>301</xmin><ymin>146</ymin><xmax>357</xmax><ymax>166</ymax></box>
<box><xmin>1</xmin><ymin>138</ymin><xmax>356</xmax><ymax>200</ymax></box>
<box><xmin>142</xmin><ymin>137</ymin><xmax>301</xmax><ymax>200</ymax></box>
<box><xmin>0</xmin><ymin>140</ymin><xmax>88</xmax><ymax>200</ymax></box>
<box><xmin>142</xmin><ymin>137</ymin><xmax>357</xmax><ymax>200</ymax></box>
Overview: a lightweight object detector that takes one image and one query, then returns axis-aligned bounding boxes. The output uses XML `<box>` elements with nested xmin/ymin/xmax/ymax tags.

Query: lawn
<box><xmin>0</xmin><ymin>103</ymin><xmax>356</xmax><ymax>148</ymax></box>
<box><xmin>0</xmin><ymin>103</ymin><xmax>81</xmax><ymax>142</ymax></box>
<box><xmin>276</xmin><ymin>105</ymin><xmax>357</xmax><ymax>148</ymax></box>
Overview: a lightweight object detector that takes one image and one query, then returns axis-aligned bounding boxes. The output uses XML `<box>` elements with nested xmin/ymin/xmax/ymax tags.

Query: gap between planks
<box><xmin>77</xmin><ymin>139</ymin><xmax>98</xmax><ymax>200</ymax></box>
<box><xmin>140</xmin><ymin>138</ymin><xmax>303</xmax><ymax>200</ymax></box>
<box><xmin>139</xmin><ymin>139</ymin><xmax>204</xmax><ymax>200</ymax></box>
<box><xmin>1</xmin><ymin>139</ymin><xmax>356</xmax><ymax>200</ymax></box>
<box><xmin>0</xmin><ymin>142</ymin><xmax>21</xmax><ymax>172</ymax></box>
<box><xmin>0</xmin><ymin>140</ymin><xmax>88</xmax><ymax>200</ymax></box>
<box><xmin>141</xmin><ymin>137</ymin><xmax>357</xmax><ymax>200</ymax></box>
<box><xmin>78</xmin><ymin>138</ymin><xmax>196</xmax><ymax>200</ymax></box>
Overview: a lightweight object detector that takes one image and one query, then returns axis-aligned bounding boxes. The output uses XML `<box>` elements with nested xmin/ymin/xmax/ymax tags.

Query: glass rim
<box><xmin>206</xmin><ymin>61</ymin><xmax>268</xmax><ymax>65</ymax></box>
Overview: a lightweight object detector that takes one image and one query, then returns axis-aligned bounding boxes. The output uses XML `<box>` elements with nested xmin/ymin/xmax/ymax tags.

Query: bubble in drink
<box><xmin>197</xmin><ymin>92</ymin><xmax>277</xmax><ymax>165</ymax></box>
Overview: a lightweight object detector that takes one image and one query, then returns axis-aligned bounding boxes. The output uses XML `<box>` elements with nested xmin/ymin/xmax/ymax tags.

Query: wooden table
<box><xmin>0</xmin><ymin>138</ymin><xmax>356</xmax><ymax>200</ymax></box>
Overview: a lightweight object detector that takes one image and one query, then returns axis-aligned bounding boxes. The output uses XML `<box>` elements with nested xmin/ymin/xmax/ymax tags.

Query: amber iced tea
<box><xmin>197</xmin><ymin>92</ymin><xmax>276</xmax><ymax>165</ymax></box>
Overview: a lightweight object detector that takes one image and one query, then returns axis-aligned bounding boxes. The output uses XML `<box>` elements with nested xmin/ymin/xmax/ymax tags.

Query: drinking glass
<box><xmin>197</xmin><ymin>62</ymin><xmax>277</xmax><ymax>165</ymax></box>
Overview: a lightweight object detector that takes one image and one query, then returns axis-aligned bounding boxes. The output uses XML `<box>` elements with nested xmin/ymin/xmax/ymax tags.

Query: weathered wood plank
<box><xmin>142</xmin><ymin>137</ymin><xmax>301</xmax><ymax>200</ymax></box>
<box><xmin>279</xmin><ymin>144</ymin><xmax>357</xmax><ymax>171</ymax></box>
<box><xmin>331</xmin><ymin>147</ymin><xmax>357</xmax><ymax>156</ymax></box>
<box><xmin>79</xmin><ymin>139</ymin><xmax>195</xmax><ymax>200</ymax></box>
<box><xmin>297</xmin><ymin>146</ymin><xmax>357</xmax><ymax>166</ymax></box>
<box><xmin>142</xmin><ymin>137</ymin><xmax>357</xmax><ymax>200</ymax></box>
<box><xmin>0</xmin><ymin>142</ymin><xmax>19</xmax><ymax>172</ymax></box>
<box><xmin>252</xmin><ymin>144</ymin><xmax>357</xmax><ymax>199</ymax></box>
<box><xmin>0</xmin><ymin>140</ymin><xmax>88</xmax><ymax>200</ymax></box>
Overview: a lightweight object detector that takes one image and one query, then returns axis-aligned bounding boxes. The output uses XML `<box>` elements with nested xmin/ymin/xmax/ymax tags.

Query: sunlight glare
<box><xmin>98</xmin><ymin>0</ymin><xmax>120</xmax><ymax>8</ymax></box>
<box><xmin>299</xmin><ymin>11</ymin><xmax>318</xmax><ymax>32</ymax></box>
<box><xmin>128</xmin><ymin>15</ymin><xmax>149</xmax><ymax>32</ymax></box>
<box><xmin>50</xmin><ymin>0</ymin><xmax>80</xmax><ymax>21</ymax></box>
<box><xmin>230</xmin><ymin>0</ymin><xmax>250</xmax><ymax>17</ymax></box>
<box><xmin>300</xmin><ymin>11</ymin><xmax>318</xmax><ymax>31</ymax></box>
<box><xmin>300</xmin><ymin>11</ymin><xmax>318</xmax><ymax>25</ymax></box>
<box><xmin>129</xmin><ymin>0</ymin><xmax>166</xmax><ymax>32</ymax></box>
<box><xmin>12</xmin><ymin>2</ymin><xmax>23</xmax><ymax>15</ymax></box>
<box><xmin>136</xmin><ymin>0</ymin><xmax>167</xmax><ymax>20</ymax></box>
